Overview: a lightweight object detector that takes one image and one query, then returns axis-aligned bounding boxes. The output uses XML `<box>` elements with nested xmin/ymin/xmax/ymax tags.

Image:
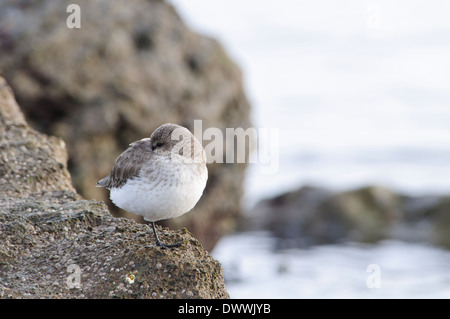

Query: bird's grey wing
<box><xmin>97</xmin><ymin>139</ymin><xmax>152</xmax><ymax>189</ymax></box>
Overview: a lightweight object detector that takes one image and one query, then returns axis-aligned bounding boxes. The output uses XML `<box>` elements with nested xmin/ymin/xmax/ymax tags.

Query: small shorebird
<box><xmin>97</xmin><ymin>123</ymin><xmax>208</xmax><ymax>249</ymax></box>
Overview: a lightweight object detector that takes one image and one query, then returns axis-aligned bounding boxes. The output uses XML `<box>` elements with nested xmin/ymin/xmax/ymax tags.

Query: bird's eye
<box><xmin>151</xmin><ymin>141</ymin><xmax>164</xmax><ymax>151</ymax></box>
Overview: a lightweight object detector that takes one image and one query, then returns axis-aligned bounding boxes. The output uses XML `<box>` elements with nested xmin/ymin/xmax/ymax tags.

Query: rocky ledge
<box><xmin>0</xmin><ymin>77</ymin><xmax>229</xmax><ymax>299</ymax></box>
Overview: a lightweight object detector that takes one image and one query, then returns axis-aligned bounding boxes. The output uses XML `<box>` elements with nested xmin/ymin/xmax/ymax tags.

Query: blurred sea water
<box><xmin>212</xmin><ymin>232</ymin><xmax>450</xmax><ymax>298</ymax></box>
<box><xmin>169</xmin><ymin>0</ymin><xmax>450</xmax><ymax>298</ymax></box>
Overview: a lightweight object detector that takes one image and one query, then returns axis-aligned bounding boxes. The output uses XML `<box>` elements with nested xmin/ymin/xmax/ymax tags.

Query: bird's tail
<box><xmin>96</xmin><ymin>176</ymin><xmax>109</xmax><ymax>188</ymax></box>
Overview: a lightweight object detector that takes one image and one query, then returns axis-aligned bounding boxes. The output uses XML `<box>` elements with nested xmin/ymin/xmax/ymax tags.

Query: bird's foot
<box><xmin>147</xmin><ymin>222</ymin><xmax>181</xmax><ymax>249</ymax></box>
<box><xmin>144</xmin><ymin>241</ymin><xmax>181</xmax><ymax>249</ymax></box>
<box><xmin>156</xmin><ymin>241</ymin><xmax>181</xmax><ymax>250</ymax></box>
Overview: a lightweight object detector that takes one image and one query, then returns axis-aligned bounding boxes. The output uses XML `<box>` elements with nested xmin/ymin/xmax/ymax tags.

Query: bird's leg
<box><xmin>150</xmin><ymin>221</ymin><xmax>181</xmax><ymax>249</ymax></box>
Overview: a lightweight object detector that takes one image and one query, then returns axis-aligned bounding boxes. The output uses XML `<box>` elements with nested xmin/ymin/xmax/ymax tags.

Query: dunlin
<box><xmin>97</xmin><ymin>123</ymin><xmax>208</xmax><ymax>249</ymax></box>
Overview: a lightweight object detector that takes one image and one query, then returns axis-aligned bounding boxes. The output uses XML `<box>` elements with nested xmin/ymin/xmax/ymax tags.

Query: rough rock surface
<box><xmin>0</xmin><ymin>0</ymin><xmax>252</xmax><ymax>250</ymax></box>
<box><xmin>0</xmin><ymin>77</ymin><xmax>229</xmax><ymax>298</ymax></box>
<box><xmin>247</xmin><ymin>185</ymin><xmax>450</xmax><ymax>249</ymax></box>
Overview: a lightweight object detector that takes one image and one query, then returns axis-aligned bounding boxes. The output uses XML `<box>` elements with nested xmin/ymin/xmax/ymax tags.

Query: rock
<box><xmin>248</xmin><ymin>185</ymin><xmax>450</xmax><ymax>249</ymax></box>
<box><xmin>0</xmin><ymin>77</ymin><xmax>75</xmax><ymax>197</ymax></box>
<box><xmin>402</xmin><ymin>195</ymin><xmax>450</xmax><ymax>249</ymax></box>
<box><xmin>244</xmin><ymin>186</ymin><xmax>332</xmax><ymax>245</ymax></box>
<box><xmin>0</xmin><ymin>77</ymin><xmax>229</xmax><ymax>299</ymax></box>
<box><xmin>0</xmin><ymin>0</ymin><xmax>252</xmax><ymax>251</ymax></box>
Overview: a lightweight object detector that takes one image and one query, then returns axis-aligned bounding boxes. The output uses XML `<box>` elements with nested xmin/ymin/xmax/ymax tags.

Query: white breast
<box><xmin>109</xmin><ymin>159</ymin><xmax>207</xmax><ymax>222</ymax></box>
